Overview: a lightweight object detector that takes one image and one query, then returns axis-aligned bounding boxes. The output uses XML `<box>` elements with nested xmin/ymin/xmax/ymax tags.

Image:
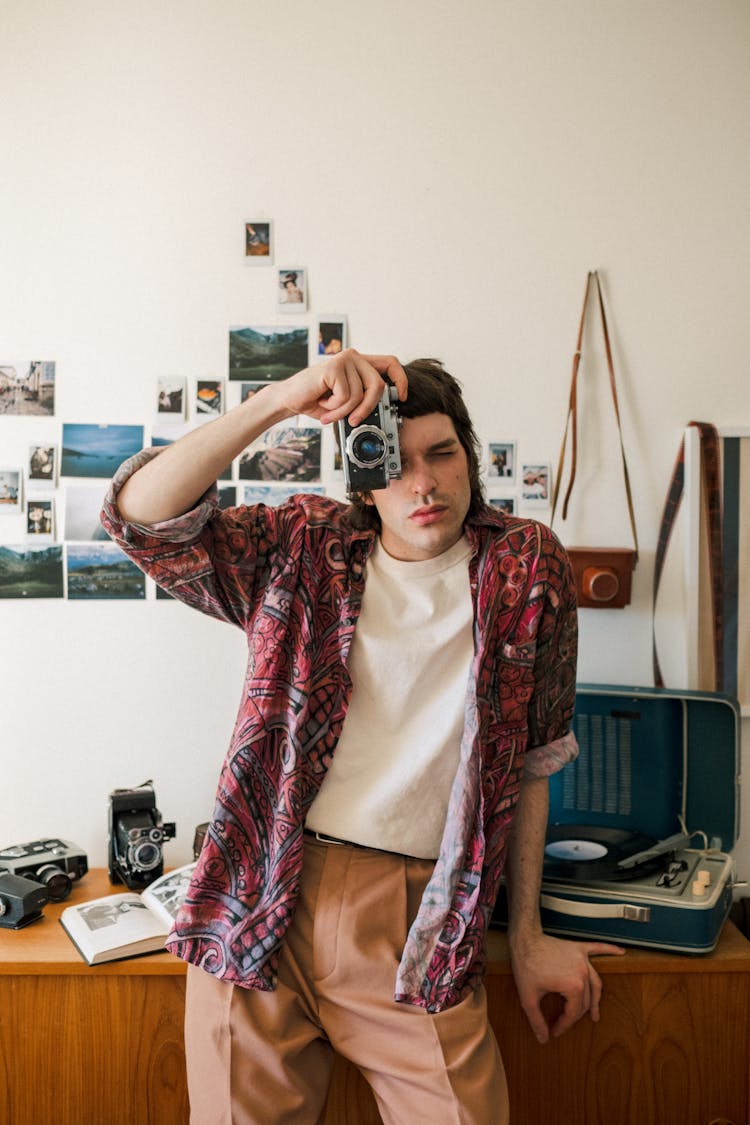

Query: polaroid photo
<box><xmin>521</xmin><ymin>463</ymin><xmax>551</xmax><ymax>506</ymax></box>
<box><xmin>488</xmin><ymin>496</ymin><xmax>516</xmax><ymax>515</ymax></box>
<box><xmin>487</xmin><ymin>441</ymin><xmax>516</xmax><ymax>482</ymax></box>
<box><xmin>238</xmin><ymin>424</ymin><xmax>322</xmax><ymax>483</ymax></box>
<box><xmin>156</xmin><ymin>377</ymin><xmax>187</xmax><ymax>419</ymax></box>
<box><xmin>195</xmin><ymin>380</ymin><xmax>225</xmax><ymax>421</ymax></box>
<box><xmin>26</xmin><ymin>498</ymin><xmax>54</xmax><ymax>539</ymax></box>
<box><xmin>0</xmin><ymin>543</ymin><xmax>64</xmax><ymax>599</ymax></box>
<box><xmin>316</xmin><ymin>316</ymin><xmax>348</xmax><ymax>361</ymax></box>
<box><xmin>64</xmin><ymin>485</ymin><xmax>110</xmax><ymax>541</ymax></box>
<box><xmin>241</xmin><ymin>483</ymin><xmax>325</xmax><ymax>507</ymax></box>
<box><xmin>277</xmin><ymin>268</ymin><xmax>308</xmax><ymax>312</ymax></box>
<box><xmin>28</xmin><ymin>444</ymin><xmax>57</xmax><ymax>486</ymax></box>
<box><xmin>0</xmin><ymin>361</ymin><xmax>55</xmax><ymax>416</ymax></box>
<box><xmin>240</xmin><ymin>381</ymin><xmax>268</xmax><ymax>404</ymax></box>
<box><xmin>65</xmin><ymin>542</ymin><xmax>146</xmax><ymax>600</ymax></box>
<box><xmin>61</xmin><ymin>424</ymin><xmax>144</xmax><ymax>479</ymax></box>
<box><xmin>0</xmin><ymin>468</ymin><xmax>23</xmax><ymax>513</ymax></box>
<box><xmin>244</xmin><ymin>220</ymin><xmax>273</xmax><ymax>264</ymax></box>
<box><xmin>229</xmin><ymin>325</ymin><xmax>310</xmax><ymax>382</ymax></box>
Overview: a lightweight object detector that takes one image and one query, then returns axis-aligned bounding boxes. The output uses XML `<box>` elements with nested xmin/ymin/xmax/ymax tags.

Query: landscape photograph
<box><xmin>228</xmin><ymin>325</ymin><xmax>309</xmax><ymax>382</ymax></box>
<box><xmin>0</xmin><ymin>544</ymin><xmax>64</xmax><ymax>598</ymax></box>
<box><xmin>65</xmin><ymin>543</ymin><xmax>146</xmax><ymax>599</ymax></box>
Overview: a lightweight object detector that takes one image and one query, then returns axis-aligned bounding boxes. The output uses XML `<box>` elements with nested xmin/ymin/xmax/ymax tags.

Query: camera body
<box><xmin>0</xmin><ymin>837</ymin><xmax>88</xmax><ymax>903</ymax></box>
<box><xmin>0</xmin><ymin>872</ymin><xmax>50</xmax><ymax>928</ymax></box>
<box><xmin>337</xmin><ymin>384</ymin><xmax>402</xmax><ymax>495</ymax></box>
<box><xmin>108</xmin><ymin>782</ymin><xmax>176</xmax><ymax>890</ymax></box>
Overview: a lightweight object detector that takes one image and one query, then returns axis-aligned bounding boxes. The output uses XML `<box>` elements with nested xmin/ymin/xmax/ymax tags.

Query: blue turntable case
<box><xmin>493</xmin><ymin>683</ymin><xmax>741</xmax><ymax>953</ymax></box>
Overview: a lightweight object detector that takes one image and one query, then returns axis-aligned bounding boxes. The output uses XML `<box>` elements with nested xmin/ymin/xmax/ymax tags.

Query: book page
<box><xmin>62</xmin><ymin>892</ymin><xmax>168</xmax><ymax>958</ymax></box>
<box><xmin>140</xmin><ymin>861</ymin><xmax>197</xmax><ymax>928</ymax></box>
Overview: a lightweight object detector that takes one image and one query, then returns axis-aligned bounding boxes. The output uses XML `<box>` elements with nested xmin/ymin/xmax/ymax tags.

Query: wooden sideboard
<box><xmin>1</xmin><ymin>869</ymin><xmax>749</xmax><ymax>1125</ymax></box>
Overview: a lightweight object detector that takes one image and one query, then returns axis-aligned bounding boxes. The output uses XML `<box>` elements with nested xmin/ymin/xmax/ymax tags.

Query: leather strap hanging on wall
<box><xmin>551</xmin><ymin>271</ymin><xmax>639</xmax><ymax>608</ymax></box>
<box><xmin>652</xmin><ymin>422</ymin><xmax>724</xmax><ymax>690</ymax></box>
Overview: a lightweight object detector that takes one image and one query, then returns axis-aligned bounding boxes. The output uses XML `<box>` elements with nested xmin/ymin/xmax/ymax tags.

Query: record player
<box><xmin>492</xmin><ymin>684</ymin><xmax>741</xmax><ymax>953</ymax></box>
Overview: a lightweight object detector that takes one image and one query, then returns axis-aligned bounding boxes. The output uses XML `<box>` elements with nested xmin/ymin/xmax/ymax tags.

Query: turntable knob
<box><xmin>692</xmin><ymin>879</ymin><xmax>707</xmax><ymax>897</ymax></box>
<box><xmin>696</xmin><ymin>869</ymin><xmax>711</xmax><ymax>887</ymax></box>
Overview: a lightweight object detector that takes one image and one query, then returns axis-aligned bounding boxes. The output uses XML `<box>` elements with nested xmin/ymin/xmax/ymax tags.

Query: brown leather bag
<box><xmin>551</xmin><ymin>271</ymin><xmax>638</xmax><ymax>609</ymax></box>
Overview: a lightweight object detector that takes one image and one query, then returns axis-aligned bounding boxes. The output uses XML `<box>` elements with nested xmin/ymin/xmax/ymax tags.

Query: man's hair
<box><xmin>345</xmin><ymin>358</ymin><xmax>485</xmax><ymax>531</ymax></box>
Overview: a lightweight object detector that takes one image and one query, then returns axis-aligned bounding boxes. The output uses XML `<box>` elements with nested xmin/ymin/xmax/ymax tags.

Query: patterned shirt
<box><xmin>102</xmin><ymin>449</ymin><xmax>579</xmax><ymax>1014</ymax></box>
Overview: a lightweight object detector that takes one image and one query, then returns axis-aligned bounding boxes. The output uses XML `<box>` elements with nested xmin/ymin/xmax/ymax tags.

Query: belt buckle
<box><xmin>314</xmin><ymin>831</ymin><xmax>345</xmax><ymax>847</ymax></box>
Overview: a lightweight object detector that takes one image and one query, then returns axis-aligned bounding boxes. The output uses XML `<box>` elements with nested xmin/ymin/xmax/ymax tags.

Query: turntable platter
<box><xmin>543</xmin><ymin>825</ymin><xmax>663</xmax><ymax>882</ymax></box>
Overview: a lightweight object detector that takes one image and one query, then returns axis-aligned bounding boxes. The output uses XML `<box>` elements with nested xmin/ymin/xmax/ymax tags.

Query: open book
<box><xmin>60</xmin><ymin>861</ymin><xmax>197</xmax><ymax>965</ymax></box>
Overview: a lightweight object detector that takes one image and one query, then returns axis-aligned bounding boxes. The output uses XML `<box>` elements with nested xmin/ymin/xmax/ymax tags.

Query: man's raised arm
<box><xmin>115</xmin><ymin>350</ymin><xmax>407</xmax><ymax>526</ymax></box>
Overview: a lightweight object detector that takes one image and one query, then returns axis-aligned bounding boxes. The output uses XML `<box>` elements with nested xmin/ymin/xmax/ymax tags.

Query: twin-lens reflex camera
<box><xmin>337</xmin><ymin>383</ymin><xmax>402</xmax><ymax>495</ymax></box>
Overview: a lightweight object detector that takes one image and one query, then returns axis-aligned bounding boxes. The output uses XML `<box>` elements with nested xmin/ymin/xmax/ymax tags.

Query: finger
<box><xmin>585</xmin><ymin>942</ymin><xmax>626</xmax><ymax>958</ymax></box>
<box><xmin>522</xmin><ymin>1001</ymin><xmax>550</xmax><ymax>1045</ymax></box>
<box><xmin>551</xmin><ymin>990</ymin><xmax>587</xmax><ymax>1039</ymax></box>
<box><xmin>320</xmin><ymin>352</ymin><xmax>385</xmax><ymax>426</ymax></box>
<box><xmin>317</xmin><ymin>358</ymin><xmax>363</xmax><ymax>422</ymax></box>
<box><xmin>363</xmin><ymin>353</ymin><xmax>409</xmax><ymax>401</ymax></box>
<box><xmin>346</xmin><ymin>354</ymin><xmax>392</xmax><ymax>425</ymax></box>
<box><xmin>588</xmin><ymin>964</ymin><xmax>603</xmax><ymax>1024</ymax></box>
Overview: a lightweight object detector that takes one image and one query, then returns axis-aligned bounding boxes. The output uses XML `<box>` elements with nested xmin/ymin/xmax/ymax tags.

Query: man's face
<box><xmin>369</xmin><ymin>412</ymin><xmax>471</xmax><ymax>561</ymax></box>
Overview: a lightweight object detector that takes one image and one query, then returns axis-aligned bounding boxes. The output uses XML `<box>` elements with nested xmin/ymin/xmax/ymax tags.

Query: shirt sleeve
<box><xmin>100</xmin><ymin>448</ymin><xmax>298</xmax><ymax>630</ymax></box>
<box><xmin>101</xmin><ymin>448</ymin><xmax>219</xmax><ymax>545</ymax></box>
<box><xmin>523</xmin><ymin>531</ymin><xmax>579</xmax><ymax>779</ymax></box>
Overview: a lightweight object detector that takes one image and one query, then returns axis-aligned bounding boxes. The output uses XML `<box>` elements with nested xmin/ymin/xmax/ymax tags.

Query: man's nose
<box><xmin>410</xmin><ymin>460</ymin><xmax>438</xmax><ymax>495</ymax></box>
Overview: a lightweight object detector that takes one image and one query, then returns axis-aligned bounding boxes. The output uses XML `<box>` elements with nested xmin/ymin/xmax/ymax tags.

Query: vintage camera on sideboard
<box><xmin>0</xmin><ymin>837</ymin><xmax>88</xmax><ymax>903</ymax></box>
<box><xmin>108</xmin><ymin>781</ymin><xmax>176</xmax><ymax>890</ymax></box>
<box><xmin>337</xmin><ymin>384</ymin><xmax>402</xmax><ymax>495</ymax></box>
<box><xmin>0</xmin><ymin>872</ymin><xmax>50</xmax><ymax>928</ymax></box>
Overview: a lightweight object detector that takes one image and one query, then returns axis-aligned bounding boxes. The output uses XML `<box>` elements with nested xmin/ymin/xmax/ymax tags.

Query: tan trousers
<box><xmin>185</xmin><ymin>836</ymin><xmax>509</xmax><ymax>1125</ymax></box>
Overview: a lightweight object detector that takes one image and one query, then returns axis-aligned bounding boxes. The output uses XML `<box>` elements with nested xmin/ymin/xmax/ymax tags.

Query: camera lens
<box><xmin>129</xmin><ymin>839</ymin><xmax>161</xmax><ymax>872</ymax></box>
<box><xmin>347</xmin><ymin>426</ymin><xmax>386</xmax><ymax>469</ymax></box>
<box><xmin>35</xmin><ymin>864</ymin><xmax>73</xmax><ymax>902</ymax></box>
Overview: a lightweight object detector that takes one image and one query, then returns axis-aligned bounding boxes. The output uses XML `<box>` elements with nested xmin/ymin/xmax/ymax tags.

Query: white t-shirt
<box><xmin>305</xmin><ymin>535</ymin><xmax>474</xmax><ymax>858</ymax></box>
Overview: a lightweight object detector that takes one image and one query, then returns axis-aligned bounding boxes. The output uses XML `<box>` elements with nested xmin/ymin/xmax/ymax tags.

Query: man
<box><xmin>102</xmin><ymin>350</ymin><xmax>623</xmax><ymax>1124</ymax></box>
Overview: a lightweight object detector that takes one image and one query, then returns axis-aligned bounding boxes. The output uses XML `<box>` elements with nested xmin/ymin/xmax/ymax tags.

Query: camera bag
<box><xmin>551</xmin><ymin>270</ymin><xmax>638</xmax><ymax>608</ymax></box>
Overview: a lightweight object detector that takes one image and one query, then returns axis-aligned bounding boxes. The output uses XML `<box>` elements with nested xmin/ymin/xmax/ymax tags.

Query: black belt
<box><xmin>303</xmin><ymin>829</ymin><xmax>418</xmax><ymax>860</ymax></box>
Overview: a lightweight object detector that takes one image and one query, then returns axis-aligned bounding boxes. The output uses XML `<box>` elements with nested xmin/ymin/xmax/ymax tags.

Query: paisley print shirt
<box><xmin>102</xmin><ymin>449</ymin><xmax>579</xmax><ymax>1014</ymax></box>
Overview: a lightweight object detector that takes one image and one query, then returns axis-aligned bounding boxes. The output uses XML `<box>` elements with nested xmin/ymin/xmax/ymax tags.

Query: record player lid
<box><xmin>547</xmin><ymin>685</ymin><xmax>740</xmax><ymax>853</ymax></box>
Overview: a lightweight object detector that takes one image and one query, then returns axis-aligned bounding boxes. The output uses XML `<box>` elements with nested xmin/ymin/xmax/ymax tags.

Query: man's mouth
<box><xmin>410</xmin><ymin>505</ymin><xmax>447</xmax><ymax>525</ymax></box>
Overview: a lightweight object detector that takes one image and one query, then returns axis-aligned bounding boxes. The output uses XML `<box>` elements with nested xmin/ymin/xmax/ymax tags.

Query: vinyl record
<box><xmin>543</xmin><ymin>824</ymin><xmax>660</xmax><ymax>883</ymax></box>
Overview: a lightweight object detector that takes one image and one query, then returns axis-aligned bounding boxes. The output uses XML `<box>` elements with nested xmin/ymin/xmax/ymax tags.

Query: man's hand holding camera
<box><xmin>268</xmin><ymin>349</ymin><xmax>408</xmax><ymax>428</ymax></box>
<box><xmin>116</xmin><ymin>349</ymin><xmax>408</xmax><ymax>528</ymax></box>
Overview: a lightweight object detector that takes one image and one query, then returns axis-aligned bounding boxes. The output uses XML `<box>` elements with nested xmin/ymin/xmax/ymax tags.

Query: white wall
<box><xmin>1</xmin><ymin>0</ymin><xmax>748</xmax><ymax>880</ymax></box>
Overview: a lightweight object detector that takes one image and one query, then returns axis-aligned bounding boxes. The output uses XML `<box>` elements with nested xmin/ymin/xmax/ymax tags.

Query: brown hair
<box><xmin>345</xmin><ymin>358</ymin><xmax>485</xmax><ymax>531</ymax></box>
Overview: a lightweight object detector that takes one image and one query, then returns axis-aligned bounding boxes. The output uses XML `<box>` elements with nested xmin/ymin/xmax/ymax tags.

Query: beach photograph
<box><xmin>61</xmin><ymin>424</ymin><xmax>144</xmax><ymax>479</ymax></box>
